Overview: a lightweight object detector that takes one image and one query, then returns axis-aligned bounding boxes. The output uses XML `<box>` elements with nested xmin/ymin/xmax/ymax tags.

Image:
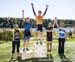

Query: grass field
<box><xmin>0</xmin><ymin>31</ymin><xmax>75</xmax><ymax>62</ymax></box>
<box><xmin>0</xmin><ymin>36</ymin><xmax>75</xmax><ymax>62</ymax></box>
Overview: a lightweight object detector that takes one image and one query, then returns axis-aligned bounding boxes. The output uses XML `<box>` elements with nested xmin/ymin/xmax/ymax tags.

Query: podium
<box><xmin>34</xmin><ymin>43</ymin><xmax>47</xmax><ymax>58</ymax></box>
<box><xmin>20</xmin><ymin>43</ymin><xmax>47</xmax><ymax>60</ymax></box>
<box><xmin>20</xmin><ymin>49</ymin><xmax>34</xmax><ymax>60</ymax></box>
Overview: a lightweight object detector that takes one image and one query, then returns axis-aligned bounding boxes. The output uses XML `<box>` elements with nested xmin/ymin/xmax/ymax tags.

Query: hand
<box><xmin>54</xmin><ymin>18</ymin><xmax>58</xmax><ymax>23</ymax></box>
<box><xmin>8</xmin><ymin>17</ymin><xmax>10</xmax><ymax>20</ymax></box>
<box><xmin>46</xmin><ymin>4</ymin><xmax>48</xmax><ymax>8</ymax></box>
<box><xmin>31</xmin><ymin>3</ymin><xmax>34</xmax><ymax>6</ymax></box>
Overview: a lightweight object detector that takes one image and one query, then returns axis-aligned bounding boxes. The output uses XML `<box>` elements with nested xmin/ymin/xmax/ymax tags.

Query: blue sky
<box><xmin>0</xmin><ymin>0</ymin><xmax>75</xmax><ymax>19</ymax></box>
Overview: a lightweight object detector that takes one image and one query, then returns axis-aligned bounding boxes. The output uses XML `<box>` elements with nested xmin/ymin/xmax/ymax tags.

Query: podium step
<box><xmin>34</xmin><ymin>43</ymin><xmax>47</xmax><ymax>58</ymax></box>
<box><xmin>20</xmin><ymin>49</ymin><xmax>34</xmax><ymax>60</ymax></box>
<box><xmin>20</xmin><ymin>43</ymin><xmax>47</xmax><ymax>60</ymax></box>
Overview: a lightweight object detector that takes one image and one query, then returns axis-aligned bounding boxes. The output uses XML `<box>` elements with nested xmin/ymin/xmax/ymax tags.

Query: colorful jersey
<box><xmin>14</xmin><ymin>30</ymin><xmax>20</xmax><ymax>40</ymax></box>
<box><xmin>46</xmin><ymin>27</ymin><xmax>53</xmax><ymax>38</ymax></box>
<box><xmin>31</xmin><ymin>4</ymin><xmax>48</xmax><ymax>25</ymax></box>
<box><xmin>24</xmin><ymin>21</ymin><xmax>32</xmax><ymax>30</ymax></box>
<box><xmin>35</xmin><ymin>15</ymin><xmax>44</xmax><ymax>24</ymax></box>
<box><xmin>59</xmin><ymin>28</ymin><xmax>65</xmax><ymax>38</ymax></box>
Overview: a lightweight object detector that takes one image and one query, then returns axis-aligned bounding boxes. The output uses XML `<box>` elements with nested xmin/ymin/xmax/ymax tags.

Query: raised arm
<box><xmin>55</xmin><ymin>18</ymin><xmax>59</xmax><ymax>27</ymax></box>
<box><xmin>52</xmin><ymin>18</ymin><xmax>59</xmax><ymax>28</ymax></box>
<box><xmin>7</xmin><ymin>17</ymin><xmax>13</xmax><ymax>28</ymax></box>
<box><xmin>52</xmin><ymin>22</ymin><xmax>55</xmax><ymax>28</ymax></box>
<box><xmin>43</xmin><ymin>4</ymin><xmax>48</xmax><ymax>16</ymax></box>
<box><xmin>7</xmin><ymin>17</ymin><xmax>10</xmax><ymax>23</ymax></box>
<box><xmin>31</xmin><ymin>3</ymin><xmax>36</xmax><ymax>16</ymax></box>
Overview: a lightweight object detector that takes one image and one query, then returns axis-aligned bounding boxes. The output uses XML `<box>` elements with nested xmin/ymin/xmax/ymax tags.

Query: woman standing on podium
<box><xmin>46</xmin><ymin>17</ymin><xmax>59</xmax><ymax>52</ymax></box>
<box><xmin>58</xmin><ymin>23</ymin><xmax>66</xmax><ymax>55</ymax></box>
<box><xmin>10</xmin><ymin>24</ymin><xmax>21</xmax><ymax>61</ymax></box>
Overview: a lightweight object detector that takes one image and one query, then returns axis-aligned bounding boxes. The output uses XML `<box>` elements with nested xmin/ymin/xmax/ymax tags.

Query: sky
<box><xmin>0</xmin><ymin>0</ymin><xmax>75</xmax><ymax>20</ymax></box>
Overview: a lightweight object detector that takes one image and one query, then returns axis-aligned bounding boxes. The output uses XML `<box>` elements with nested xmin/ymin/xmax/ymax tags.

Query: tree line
<box><xmin>0</xmin><ymin>17</ymin><xmax>75</xmax><ymax>28</ymax></box>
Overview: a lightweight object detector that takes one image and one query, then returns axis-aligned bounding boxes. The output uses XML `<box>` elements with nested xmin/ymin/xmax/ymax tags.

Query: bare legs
<box><xmin>23</xmin><ymin>40</ymin><xmax>29</xmax><ymax>51</ymax></box>
<box><xmin>47</xmin><ymin>42</ymin><xmax>52</xmax><ymax>52</ymax></box>
<box><xmin>23</xmin><ymin>41</ymin><xmax>29</xmax><ymax>48</ymax></box>
<box><xmin>37</xmin><ymin>31</ymin><xmax>42</xmax><ymax>44</ymax></box>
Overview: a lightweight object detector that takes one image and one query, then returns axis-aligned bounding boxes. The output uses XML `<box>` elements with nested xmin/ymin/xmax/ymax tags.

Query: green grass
<box><xmin>0</xmin><ymin>32</ymin><xmax>75</xmax><ymax>62</ymax></box>
<box><xmin>0</xmin><ymin>36</ymin><xmax>75</xmax><ymax>62</ymax></box>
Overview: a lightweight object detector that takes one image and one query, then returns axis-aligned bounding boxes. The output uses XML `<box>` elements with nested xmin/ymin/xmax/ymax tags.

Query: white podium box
<box><xmin>33</xmin><ymin>43</ymin><xmax>47</xmax><ymax>58</ymax></box>
<box><xmin>20</xmin><ymin>49</ymin><xmax>34</xmax><ymax>60</ymax></box>
<box><xmin>20</xmin><ymin>43</ymin><xmax>47</xmax><ymax>60</ymax></box>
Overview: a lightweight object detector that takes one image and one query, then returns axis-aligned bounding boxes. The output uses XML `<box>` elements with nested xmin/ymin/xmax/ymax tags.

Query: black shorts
<box><xmin>12</xmin><ymin>39</ymin><xmax>20</xmax><ymax>53</ymax></box>
<box><xmin>37</xmin><ymin>24</ymin><xmax>43</xmax><ymax>32</ymax></box>
<box><xmin>47</xmin><ymin>37</ymin><xmax>52</xmax><ymax>41</ymax></box>
<box><xmin>24</xmin><ymin>30</ymin><xmax>31</xmax><ymax>36</ymax></box>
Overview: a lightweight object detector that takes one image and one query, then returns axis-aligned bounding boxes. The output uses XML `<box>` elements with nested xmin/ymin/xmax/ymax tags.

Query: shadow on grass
<box><xmin>59</xmin><ymin>54</ymin><xmax>72</xmax><ymax>62</ymax></box>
